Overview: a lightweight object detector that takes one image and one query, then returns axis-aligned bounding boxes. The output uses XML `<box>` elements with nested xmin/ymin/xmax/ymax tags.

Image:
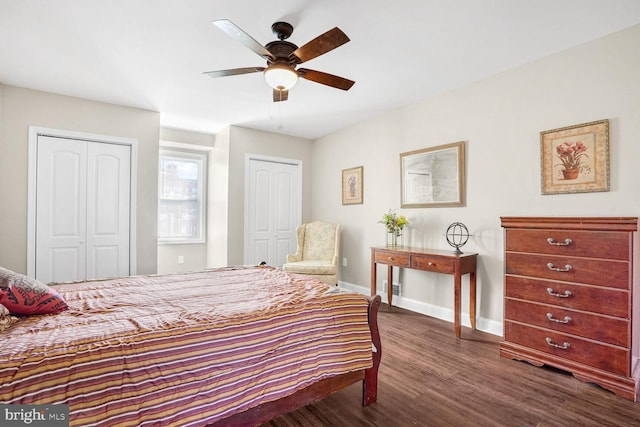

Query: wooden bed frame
<box><xmin>210</xmin><ymin>294</ymin><xmax>382</xmax><ymax>426</ymax></box>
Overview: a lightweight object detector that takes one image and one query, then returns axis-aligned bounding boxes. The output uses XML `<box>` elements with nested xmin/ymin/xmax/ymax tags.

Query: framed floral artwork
<box><xmin>342</xmin><ymin>166</ymin><xmax>363</xmax><ymax>205</ymax></box>
<box><xmin>400</xmin><ymin>141</ymin><xmax>465</xmax><ymax>208</ymax></box>
<box><xmin>540</xmin><ymin>119</ymin><xmax>609</xmax><ymax>195</ymax></box>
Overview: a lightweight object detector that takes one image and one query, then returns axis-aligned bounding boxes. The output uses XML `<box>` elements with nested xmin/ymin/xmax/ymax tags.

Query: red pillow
<box><xmin>0</xmin><ymin>267</ymin><xmax>68</xmax><ymax>315</ymax></box>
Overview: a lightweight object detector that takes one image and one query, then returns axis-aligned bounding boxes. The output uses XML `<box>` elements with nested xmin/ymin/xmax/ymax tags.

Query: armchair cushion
<box><xmin>283</xmin><ymin>260</ymin><xmax>336</xmax><ymax>276</ymax></box>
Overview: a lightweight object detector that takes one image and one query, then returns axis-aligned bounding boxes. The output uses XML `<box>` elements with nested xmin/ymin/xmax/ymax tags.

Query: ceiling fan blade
<box><xmin>298</xmin><ymin>68</ymin><xmax>355</xmax><ymax>91</ymax></box>
<box><xmin>273</xmin><ymin>89</ymin><xmax>289</xmax><ymax>102</ymax></box>
<box><xmin>203</xmin><ymin>67</ymin><xmax>265</xmax><ymax>78</ymax></box>
<box><xmin>212</xmin><ymin>19</ymin><xmax>274</xmax><ymax>61</ymax></box>
<box><xmin>291</xmin><ymin>27</ymin><xmax>350</xmax><ymax>63</ymax></box>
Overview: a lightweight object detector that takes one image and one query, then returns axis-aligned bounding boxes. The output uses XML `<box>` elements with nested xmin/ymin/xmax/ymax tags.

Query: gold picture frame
<box><xmin>540</xmin><ymin>119</ymin><xmax>609</xmax><ymax>195</ymax></box>
<box><xmin>342</xmin><ymin>166</ymin><xmax>363</xmax><ymax>205</ymax></box>
<box><xmin>400</xmin><ymin>141</ymin><xmax>465</xmax><ymax>208</ymax></box>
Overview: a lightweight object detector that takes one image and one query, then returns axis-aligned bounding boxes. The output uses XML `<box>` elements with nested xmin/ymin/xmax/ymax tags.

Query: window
<box><xmin>158</xmin><ymin>149</ymin><xmax>206</xmax><ymax>244</ymax></box>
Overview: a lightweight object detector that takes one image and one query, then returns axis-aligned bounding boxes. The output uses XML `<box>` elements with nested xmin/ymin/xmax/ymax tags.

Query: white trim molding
<box><xmin>338</xmin><ymin>280</ymin><xmax>503</xmax><ymax>337</ymax></box>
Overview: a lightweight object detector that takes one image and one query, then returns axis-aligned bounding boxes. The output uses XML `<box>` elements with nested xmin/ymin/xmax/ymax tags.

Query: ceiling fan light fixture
<box><xmin>264</xmin><ymin>64</ymin><xmax>298</xmax><ymax>90</ymax></box>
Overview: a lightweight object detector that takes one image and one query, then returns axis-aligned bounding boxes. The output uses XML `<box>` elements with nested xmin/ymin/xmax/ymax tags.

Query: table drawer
<box><xmin>505</xmin><ymin>229</ymin><xmax>630</xmax><ymax>260</ymax></box>
<box><xmin>374</xmin><ymin>251</ymin><xmax>410</xmax><ymax>267</ymax></box>
<box><xmin>410</xmin><ymin>255</ymin><xmax>455</xmax><ymax>274</ymax></box>
<box><xmin>505</xmin><ymin>276</ymin><xmax>629</xmax><ymax>318</ymax></box>
<box><xmin>505</xmin><ymin>299</ymin><xmax>629</xmax><ymax>347</ymax></box>
<box><xmin>504</xmin><ymin>321</ymin><xmax>629</xmax><ymax>376</ymax></box>
<box><xmin>505</xmin><ymin>252</ymin><xmax>630</xmax><ymax>289</ymax></box>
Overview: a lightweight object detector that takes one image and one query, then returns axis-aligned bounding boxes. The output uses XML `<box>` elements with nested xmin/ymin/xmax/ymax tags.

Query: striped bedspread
<box><xmin>0</xmin><ymin>266</ymin><xmax>373</xmax><ymax>426</ymax></box>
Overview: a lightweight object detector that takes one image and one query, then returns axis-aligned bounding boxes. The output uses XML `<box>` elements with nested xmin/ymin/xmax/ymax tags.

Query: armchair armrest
<box><xmin>286</xmin><ymin>224</ymin><xmax>306</xmax><ymax>263</ymax></box>
<box><xmin>287</xmin><ymin>253</ymin><xmax>302</xmax><ymax>263</ymax></box>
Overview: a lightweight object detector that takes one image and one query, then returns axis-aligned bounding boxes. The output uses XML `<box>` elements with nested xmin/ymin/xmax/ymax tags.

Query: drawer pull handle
<box><xmin>546</xmin><ymin>313</ymin><xmax>571</xmax><ymax>324</ymax></box>
<box><xmin>546</xmin><ymin>337</ymin><xmax>570</xmax><ymax>350</ymax></box>
<box><xmin>428</xmin><ymin>262</ymin><xmax>435</xmax><ymax>267</ymax></box>
<box><xmin>546</xmin><ymin>288</ymin><xmax>572</xmax><ymax>298</ymax></box>
<box><xmin>547</xmin><ymin>237</ymin><xmax>572</xmax><ymax>246</ymax></box>
<box><xmin>388</xmin><ymin>257</ymin><xmax>393</xmax><ymax>261</ymax></box>
<box><xmin>547</xmin><ymin>263</ymin><xmax>572</xmax><ymax>272</ymax></box>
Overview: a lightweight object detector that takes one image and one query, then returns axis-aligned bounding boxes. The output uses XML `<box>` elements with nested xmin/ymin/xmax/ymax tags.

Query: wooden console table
<box><xmin>370</xmin><ymin>246</ymin><xmax>478</xmax><ymax>338</ymax></box>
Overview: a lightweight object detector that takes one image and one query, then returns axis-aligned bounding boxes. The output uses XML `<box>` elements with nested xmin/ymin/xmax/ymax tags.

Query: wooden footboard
<box><xmin>210</xmin><ymin>294</ymin><xmax>382</xmax><ymax>427</ymax></box>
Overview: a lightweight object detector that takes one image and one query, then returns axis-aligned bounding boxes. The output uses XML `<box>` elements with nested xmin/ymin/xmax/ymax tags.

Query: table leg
<box><xmin>454</xmin><ymin>272</ymin><xmax>461</xmax><ymax>338</ymax></box>
<box><xmin>470</xmin><ymin>271</ymin><xmax>477</xmax><ymax>331</ymax></box>
<box><xmin>387</xmin><ymin>265</ymin><xmax>394</xmax><ymax>306</ymax></box>
<box><xmin>371</xmin><ymin>256</ymin><xmax>377</xmax><ymax>298</ymax></box>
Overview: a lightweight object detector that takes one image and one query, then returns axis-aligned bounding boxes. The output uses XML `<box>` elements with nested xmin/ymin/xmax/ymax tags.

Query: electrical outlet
<box><xmin>342</xmin><ymin>257</ymin><xmax>348</xmax><ymax>267</ymax></box>
<box><xmin>382</xmin><ymin>280</ymin><xmax>401</xmax><ymax>296</ymax></box>
<box><xmin>178</xmin><ymin>256</ymin><xmax>184</xmax><ymax>264</ymax></box>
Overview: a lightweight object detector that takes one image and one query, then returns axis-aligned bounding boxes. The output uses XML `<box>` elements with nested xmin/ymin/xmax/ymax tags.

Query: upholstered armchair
<box><xmin>283</xmin><ymin>221</ymin><xmax>341</xmax><ymax>285</ymax></box>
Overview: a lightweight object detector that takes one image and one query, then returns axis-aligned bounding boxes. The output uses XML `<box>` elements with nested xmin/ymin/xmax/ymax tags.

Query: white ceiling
<box><xmin>1</xmin><ymin>0</ymin><xmax>640</xmax><ymax>140</ymax></box>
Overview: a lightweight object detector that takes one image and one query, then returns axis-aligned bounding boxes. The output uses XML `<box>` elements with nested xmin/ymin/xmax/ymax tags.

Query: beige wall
<box><xmin>0</xmin><ymin>84</ymin><xmax>160</xmax><ymax>275</ymax></box>
<box><xmin>312</xmin><ymin>24</ymin><xmax>640</xmax><ymax>335</ymax></box>
<box><xmin>208</xmin><ymin>127</ymin><xmax>230</xmax><ymax>268</ymax></box>
<box><xmin>227</xmin><ymin>126</ymin><xmax>313</xmax><ymax>266</ymax></box>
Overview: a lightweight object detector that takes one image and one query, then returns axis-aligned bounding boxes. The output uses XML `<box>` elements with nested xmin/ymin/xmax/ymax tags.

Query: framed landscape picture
<box><xmin>342</xmin><ymin>166</ymin><xmax>363</xmax><ymax>205</ymax></box>
<box><xmin>400</xmin><ymin>141</ymin><xmax>465</xmax><ymax>208</ymax></box>
<box><xmin>540</xmin><ymin>119</ymin><xmax>609</xmax><ymax>195</ymax></box>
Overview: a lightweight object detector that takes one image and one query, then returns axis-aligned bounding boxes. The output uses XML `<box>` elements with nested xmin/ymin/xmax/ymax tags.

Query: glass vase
<box><xmin>386</xmin><ymin>232</ymin><xmax>403</xmax><ymax>247</ymax></box>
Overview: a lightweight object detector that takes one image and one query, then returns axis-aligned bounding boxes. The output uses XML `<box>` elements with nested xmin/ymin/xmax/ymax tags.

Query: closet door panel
<box><xmin>86</xmin><ymin>142</ymin><xmax>131</xmax><ymax>280</ymax></box>
<box><xmin>35</xmin><ymin>136</ymin><xmax>87</xmax><ymax>283</ymax></box>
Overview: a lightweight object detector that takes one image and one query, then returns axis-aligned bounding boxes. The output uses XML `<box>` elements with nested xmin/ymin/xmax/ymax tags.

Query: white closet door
<box><xmin>245</xmin><ymin>158</ymin><xmax>300</xmax><ymax>267</ymax></box>
<box><xmin>35</xmin><ymin>136</ymin><xmax>131</xmax><ymax>283</ymax></box>
<box><xmin>86</xmin><ymin>142</ymin><xmax>131</xmax><ymax>280</ymax></box>
<box><xmin>36</xmin><ymin>136</ymin><xmax>87</xmax><ymax>282</ymax></box>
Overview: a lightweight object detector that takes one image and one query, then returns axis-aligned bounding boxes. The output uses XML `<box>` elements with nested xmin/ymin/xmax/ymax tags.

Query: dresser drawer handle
<box><xmin>388</xmin><ymin>257</ymin><xmax>394</xmax><ymax>261</ymax></box>
<box><xmin>546</xmin><ymin>337</ymin><xmax>570</xmax><ymax>350</ymax></box>
<box><xmin>546</xmin><ymin>313</ymin><xmax>571</xmax><ymax>324</ymax></box>
<box><xmin>547</xmin><ymin>237</ymin><xmax>572</xmax><ymax>246</ymax></box>
<box><xmin>547</xmin><ymin>263</ymin><xmax>572</xmax><ymax>272</ymax></box>
<box><xmin>546</xmin><ymin>288</ymin><xmax>572</xmax><ymax>298</ymax></box>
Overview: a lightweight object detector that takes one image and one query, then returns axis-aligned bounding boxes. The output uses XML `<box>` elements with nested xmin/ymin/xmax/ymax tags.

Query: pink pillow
<box><xmin>0</xmin><ymin>267</ymin><xmax>68</xmax><ymax>315</ymax></box>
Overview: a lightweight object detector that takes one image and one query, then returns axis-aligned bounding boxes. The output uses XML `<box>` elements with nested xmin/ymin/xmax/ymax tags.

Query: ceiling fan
<box><xmin>204</xmin><ymin>19</ymin><xmax>355</xmax><ymax>102</ymax></box>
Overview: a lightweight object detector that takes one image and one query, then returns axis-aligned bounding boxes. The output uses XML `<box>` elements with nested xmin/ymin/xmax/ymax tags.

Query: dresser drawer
<box><xmin>505</xmin><ymin>252</ymin><xmax>630</xmax><ymax>289</ymax></box>
<box><xmin>505</xmin><ymin>229</ymin><xmax>630</xmax><ymax>260</ymax></box>
<box><xmin>505</xmin><ymin>299</ymin><xmax>629</xmax><ymax>347</ymax></box>
<box><xmin>504</xmin><ymin>321</ymin><xmax>629</xmax><ymax>376</ymax></box>
<box><xmin>410</xmin><ymin>255</ymin><xmax>455</xmax><ymax>274</ymax></box>
<box><xmin>374</xmin><ymin>251</ymin><xmax>410</xmax><ymax>267</ymax></box>
<box><xmin>505</xmin><ymin>276</ymin><xmax>629</xmax><ymax>318</ymax></box>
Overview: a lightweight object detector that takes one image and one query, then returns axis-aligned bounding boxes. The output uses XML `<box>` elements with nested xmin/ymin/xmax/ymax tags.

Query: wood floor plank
<box><xmin>264</xmin><ymin>304</ymin><xmax>640</xmax><ymax>427</ymax></box>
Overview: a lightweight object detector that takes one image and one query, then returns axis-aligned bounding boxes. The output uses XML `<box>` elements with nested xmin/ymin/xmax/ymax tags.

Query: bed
<box><xmin>0</xmin><ymin>265</ymin><xmax>382</xmax><ymax>426</ymax></box>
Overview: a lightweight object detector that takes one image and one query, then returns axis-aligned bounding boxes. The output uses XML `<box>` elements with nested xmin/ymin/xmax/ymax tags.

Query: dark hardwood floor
<box><xmin>264</xmin><ymin>304</ymin><xmax>640</xmax><ymax>427</ymax></box>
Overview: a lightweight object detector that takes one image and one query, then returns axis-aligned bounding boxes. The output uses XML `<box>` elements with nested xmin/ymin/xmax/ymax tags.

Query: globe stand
<box><xmin>446</xmin><ymin>222</ymin><xmax>470</xmax><ymax>254</ymax></box>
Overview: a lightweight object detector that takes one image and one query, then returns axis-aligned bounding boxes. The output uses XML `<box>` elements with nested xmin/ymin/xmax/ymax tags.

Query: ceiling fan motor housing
<box><xmin>265</xmin><ymin>40</ymin><xmax>298</xmax><ymax>64</ymax></box>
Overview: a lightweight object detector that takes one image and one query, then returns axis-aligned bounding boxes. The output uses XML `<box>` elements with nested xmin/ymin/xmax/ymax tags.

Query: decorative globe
<box><xmin>446</xmin><ymin>222</ymin><xmax>469</xmax><ymax>254</ymax></box>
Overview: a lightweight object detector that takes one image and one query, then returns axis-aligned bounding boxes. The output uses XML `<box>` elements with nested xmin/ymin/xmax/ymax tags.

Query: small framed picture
<box><xmin>540</xmin><ymin>119</ymin><xmax>609</xmax><ymax>195</ymax></box>
<box><xmin>342</xmin><ymin>166</ymin><xmax>363</xmax><ymax>205</ymax></box>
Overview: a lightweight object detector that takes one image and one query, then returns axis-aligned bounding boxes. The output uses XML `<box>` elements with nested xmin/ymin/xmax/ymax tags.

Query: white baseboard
<box><xmin>339</xmin><ymin>280</ymin><xmax>503</xmax><ymax>337</ymax></box>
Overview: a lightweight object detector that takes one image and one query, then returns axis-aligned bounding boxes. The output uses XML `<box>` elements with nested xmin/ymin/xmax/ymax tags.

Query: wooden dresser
<box><xmin>500</xmin><ymin>217</ymin><xmax>640</xmax><ymax>401</ymax></box>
